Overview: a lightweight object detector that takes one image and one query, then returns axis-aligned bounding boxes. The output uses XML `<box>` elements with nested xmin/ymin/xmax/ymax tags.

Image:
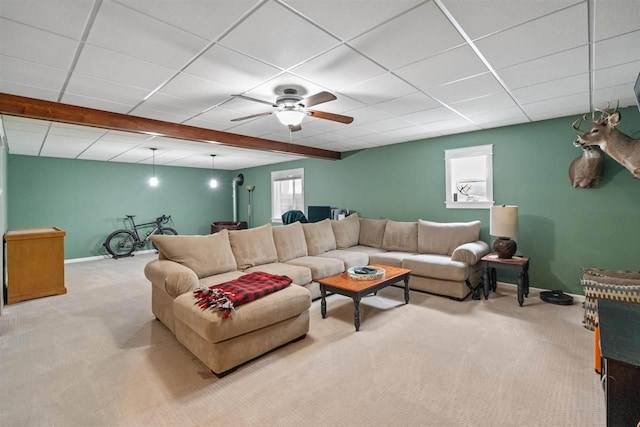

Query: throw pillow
<box><xmin>151</xmin><ymin>229</ymin><xmax>237</xmax><ymax>279</ymax></box>
<box><xmin>358</xmin><ymin>218</ymin><xmax>388</xmax><ymax>248</ymax></box>
<box><xmin>302</xmin><ymin>219</ymin><xmax>337</xmax><ymax>256</ymax></box>
<box><xmin>418</xmin><ymin>219</ymin><xmax>481</xmax><ymax>255</ymax></box>
<box><xmin>382</xmin><ymin>220</ymin><xmax>418</xmax><ymax>252</ymax></box>
<box><xmin>229</xmin><ymin>223</ymin><xmax>278</xmax><ymax>270</ymax></box>
<box><xmin>272</xmin><ymin>222</ymin><xmax>308</xmax><ymax>262</ymax></box>
<box><xmin>331</xmin><ymin>213</ymin><xmax>360</xmax><ymax>249</ymax></box>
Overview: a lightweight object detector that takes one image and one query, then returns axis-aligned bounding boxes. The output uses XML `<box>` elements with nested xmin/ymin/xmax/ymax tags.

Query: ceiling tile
<box><xmin>450</xmin><ymin>92</ymin><xmax>518</xmax><ymax>116</ymax></box>
<box><xmin>61</xmin><ymin>93</ymin><xmax>135</xmax><ymax>114</ymax></box>
<box><xmin>0</xmin><ymin>0</ymin><xmax>94</xmax><ymax>40</ymax></box>
<box><xmin>339</xmin><ymin>73</ymin><xmax>417</xmax><ymax>106</ymax></box>
<box><xmin>0</xmin><ymin>81</ymin><xmax>61</xmax><ymax>102</ymax></box>
<box><xmin>120</xmin><ymin>0</ymin><xmax>258</xmax><ymax>41</ymax></box>
<box><xmin>426</xmin><ymin>117</ymin><xmax>481</xmax><ymax>135</ymax></box>
<box><xmin>593</xmin><ymin>0</ymin><xmax>640</xmax><ymax>41</ymax></box>
<box><xmin>512</xmin><ymin>73</ymin><xmax>589</xmax><ymax>105</ymax></box>
<box><xmin>521</xmin><ymin>92</ymin><xmax>590</xmax><ymax>117</ymax></box>
<box><xmin>0</xmin><ymin>18</ymin><xmax>78</xmax><ymax>69</ymax></box>
<box><xmin>129</xmin><ymin>106</ymin><xmax>194</xmax><ymax>124</ymax></box>
<box><xmin>0</xmin><ymin>55</ymin><xmax>68</xmax><ymax>93</ymax></box>
<box><xmin>468</xmin><ymin>106</ymin><xmax>529</xmax><ymax>127</ymax></box>
<box><xmin>440</xmin><ymin>0</ymin><xmax>580</xmax><ymax>40</ymax></box>
<box><xmin>498</xmin><ymin>46</ymin><xmax>588</xmax><ymax>90</ymax></box>
<box><xmin>363</xmin><ymin>117</ymin><xmax>414</xmax><ymax>133</ymax></box>
<box><xmin>395</xmin><ymin>44</ymin><xmax>489</xmax><ymax>91</ymax></box>
<box><xmin>345</xmin><ymin>106</ymin><xmax>393</xmax><ymax>125</ymax></box>
<box><xmin>4</xmin><ymin>129</ymin><xmax>45</xmax><ymax>155</ymax></box>
<box><xmin>158</xmin><ymin>73</ymin><xmax>235</xmax><ymax>107</ymax></box>
<box><xmin>64</xmin><ymin>73</ymin><xmax>150</xmax><ymax>106</ymax></box>
<box><xmin>182</xmin><ymin>44</ymin><xmax>281</xmax><ymax>92</ymax></box>
<box><xmin>595</xmin><ymin>30</ymin><xmax>640</xmax><ymax>70</ymax></box>
<box><xmin>282</xmin><ymin>0</ymin><xmax>422</xmax><ymax>41</ymax></box>
<box><xmin>219</xmin><ymin>1</ymin><xmax>338</xmax><ymax>69</ymax></box>
<box><xmin>373</xmin><ymin>92</ymin><xmax>440</xmax><ymax>116</ymax></box>
<box><xmin>75</xmin><ymin>44</ymin><xmax>176</xmax><ymax>91</ymax></box>
<box><xmin>350</xmin><ymin>1</ymin><xmax>464</xmax><ymax>70</ymax></box>
<box><xmin>40</xmin><ymin>134</ymin><xmax>97</xmax><ymax>157</ymax></box>
<box><xmin>86</xmin><ymin>0</ymin><xmax>208</xmax><ymax>69</ymax></box>
<box><xmin>49</xmin><ymin>122</ymin><xmax>107</xmax><ymax>139</ymax></box>
<box><xmin>426</xmin><ymin>73</ymin><xmax>504</xmax><ymax>104</ymax></box>
<box><xmin>593</xmin><ymin>84</ymin><xmax>637</xmax><ymax>109</ymax></box>
<box><xmin>475</xmin><ymin>3</ymin><xmax>588</xmax><ymax>70</ymax></box>
<box><xmin>594</xmin><ymin>60</ymin><xmax>640</xmax><ymax>91</ymax></box>
<box><xmin>401</xmin><ymin>106</ymin><xmax>461</xmax><ymax>125</ymax></box>
<box><xmin>292</xmin><ymin>45</ymin><xmax>387</xmax><ymax>91</ymax></box>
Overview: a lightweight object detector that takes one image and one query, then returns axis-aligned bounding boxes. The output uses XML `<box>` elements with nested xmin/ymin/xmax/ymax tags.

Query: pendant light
<box><xmin>209</xmin><ymin>154</ymin><xmax>218</xmax><ymax>188</ymax></box>
<box><xmin>149</xmin><ymin>148</ymin><xmax>158</xmax><ymax>187</ymax></box>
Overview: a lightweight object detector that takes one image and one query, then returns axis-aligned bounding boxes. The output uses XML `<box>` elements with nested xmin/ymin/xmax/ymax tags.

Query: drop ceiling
<box><xmin>1</xmin><ymin>0</ymin><xmax>639</xmax><ymax>170</ymax></box>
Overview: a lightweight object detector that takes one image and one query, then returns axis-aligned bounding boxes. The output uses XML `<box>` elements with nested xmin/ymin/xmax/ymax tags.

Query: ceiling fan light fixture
<box><xmin>276</xmin><ymin>110</ymin><xmax>306</xmax><ymax>127</ymax></box>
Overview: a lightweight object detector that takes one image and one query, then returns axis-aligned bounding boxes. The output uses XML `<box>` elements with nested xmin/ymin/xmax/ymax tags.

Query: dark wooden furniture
<box><xmin>481</xmin><ymin>253</ymin><xmax>530</xmax><ymax>306</ymax></box>
<box><xmin>318</xmin><ymin>265</ymin><xmax>411</xmax><ymax>331</ymax></box>
<box><xmin>5</xmin><ymin>227</ymin><xmax>66</xmax><ymax>304</ymax></box>
<box><xmin>598</xmin><ymin>299</ymin><xmax>640</xmax><ymax>427</ymax></box>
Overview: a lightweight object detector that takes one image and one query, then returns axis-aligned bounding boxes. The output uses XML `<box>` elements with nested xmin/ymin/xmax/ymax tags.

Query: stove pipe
<box><xmin>232</xmin><ymin>174</ymin><xmax>244</xmax><ymax>222</ymax></box>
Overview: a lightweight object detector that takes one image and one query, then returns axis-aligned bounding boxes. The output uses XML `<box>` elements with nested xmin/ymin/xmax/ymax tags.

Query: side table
<box><xmin>481</xmin><ymin>253</ymin><xmax>530</xmax><ymax>306</ymax></box>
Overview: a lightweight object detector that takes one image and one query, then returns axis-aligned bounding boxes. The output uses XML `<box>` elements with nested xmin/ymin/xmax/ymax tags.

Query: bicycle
<box><xmin>104</xmin><ymin>214</ymin><xmax>178</xmax><ymax>258</ymax></box>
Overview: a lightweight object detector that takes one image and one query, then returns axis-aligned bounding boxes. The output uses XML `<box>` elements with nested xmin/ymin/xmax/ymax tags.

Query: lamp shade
<box><xmin>276</xmin><ymin>110</ymin><xmax>305</xmax><ymax>126</ymax></box>
<box><xmin>490</xmin><ymin>205</ymin><xmax>518</xmax><ymax>238</ymax></box>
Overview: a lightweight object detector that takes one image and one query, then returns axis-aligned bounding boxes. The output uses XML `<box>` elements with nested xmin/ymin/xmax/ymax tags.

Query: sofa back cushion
<box><xmin>229</xmin><ymin>223</ymin><xmax>278</xmax><ymax>270</ymax></box>
<box><xmin>358</xmin><ymin>218</ymin><xmax>388</xmax><ymax>248</ymax></box>
<box><xmin>151</xmin><ymin>229</ymin><xmax>237</xmax><ymax>279</ymax></box>
<box><xmin>272</xmin><ymin>222</ymin><xmax>308</xmax><ymax>262</ymax></box>
<box><xmin>302</xmin><ymin>219</ymin><xmax>337</xmax><ymax>256</ymax></box>
<box><xmin>382</xmin><ymin>220</ymin><xmax>418</xmax><ymax>252</ymax></box>
<box><xmin>331</xmin><ymin>213</ymin><xmax>360</xmax><ymax>249</ymax></box>
<box><xmin>418</xmin><ymin>220</ymin><xmax>481</xmax><ymax>255</ymax></box>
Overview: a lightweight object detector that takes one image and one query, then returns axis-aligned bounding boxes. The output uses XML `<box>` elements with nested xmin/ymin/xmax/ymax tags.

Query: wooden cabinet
<box><xmin>598</xmin><ymin>299</ymin><xmax>640</xmax><ymax>426</ymax></box>
<box><xmin>5</xmin><ymin>227</ymin><xmax>66</xmax><ymax>304</ymax></box>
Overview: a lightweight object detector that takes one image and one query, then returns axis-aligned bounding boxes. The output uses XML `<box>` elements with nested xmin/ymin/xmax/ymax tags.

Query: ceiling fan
<box><xmin>230</xmin><ymin>88</ymin><xmax>354</xmax><ymax>132</ymax></box>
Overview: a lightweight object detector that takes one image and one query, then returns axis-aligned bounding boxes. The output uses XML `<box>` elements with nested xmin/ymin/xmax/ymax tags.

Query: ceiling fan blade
<box><xmin>289</xmin><ymin>124</ymin><xmax>302</xmax><ymax>132</ymax></box>
<box><xmin>230</xmin><ymin>112</ymin><xmax>274</xmax><ymax>122</ymax></box>
<box><xmin>299</xmin><ymin>91</ymin><xmax>336</xmax><ymax>108</ymax></box>
<box><xmin>308</xmin><ymin>110</ymin><xmax>354</xmax><ymax>124</ymax></box>
<box><xmin>231</xmin><ymin>94</ymin><xmax>278</xmax><ymax>108</ymax></box>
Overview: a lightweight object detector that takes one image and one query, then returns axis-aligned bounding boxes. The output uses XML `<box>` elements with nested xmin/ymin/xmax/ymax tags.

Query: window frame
<box><xmin>271</xmin><ymin>167</ymin><xmax>305</xmax><ymax>223</ymax></box>
<box><xmin>444</xmin><ymin>144</ymin><xmax>494</xmax><ymax>209</ymax></box>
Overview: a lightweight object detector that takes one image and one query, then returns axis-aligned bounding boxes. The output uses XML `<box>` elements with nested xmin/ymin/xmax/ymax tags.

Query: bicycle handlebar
<box><xmin>157</xmin><ymin>214</ymin><xmax>171</xmax><ymax>224</ymax></box>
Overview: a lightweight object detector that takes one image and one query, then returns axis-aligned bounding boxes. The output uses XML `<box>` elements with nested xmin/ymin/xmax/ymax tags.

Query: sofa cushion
<box><xmin>403</xmin><ymin>254</ymin><xmax>469</xmax><ymax>281</ymax></box>
<box><xmin>173</xmin><ymin>284</ymin><xmax>311</xmax><ymax>344</ymax></box>
<box><xmin>382</xmin><ymin>220</ymin><xmax>418</xmax><ymax>253</ymax></box>
<box><xmin>344</xmin><ymin>245</ymin><xmax>388</xmax><ymax>256</ymax></box>
<box><xmin>302</xmin><ymin>219</ymin><xmax>337</xmax><ymax>256</ymax></box>
<box><xmin>229</xmin><ymin>224</ymin><xmax>278</xmax><ymax>270</ymax></box>
<box><xmin>359</xmin><ymin>218</ymin><xmax>388</xmax><ymax>248</ymax></box>
<box><xmin>418</xmin><ymin>220</ymin><xmax>481</xmax><ymax>255</ymax></box>
<box><xmin>245</xmin><ymin>263</ymin><xmax>312</xmax><ymax>286</ymax></box>
<box><xmin>273</xmin><ymin>222</ymin><xmax>308</xmax><ymax>262</ymax></box>
<box><xmin>151</xmin><ymin>230</ymin><xmax>237</xmax><ymax>279</ymax></box>
<box><xmin>369</xmin><ymin>251</ymin><xmax>415</xmax><ymax>268</ymax></box>
<box><xmin>451</xmin><ymin>241</ymin><xmax>490</xmax><ymax>265</ymax></box>
<box><xmin>331</xmin><ymin>213</ymin><xmax>360</xmax><ymax>249</ymax></box>
<box><xmin>286</xmin><ymin>256</ymin><xmax>344</xmax><ymax>280</ymax></box>
<box><xmin>318</xmin><ymin>249</ymin><xmax>369</xmax><ymax>270</ymax></box>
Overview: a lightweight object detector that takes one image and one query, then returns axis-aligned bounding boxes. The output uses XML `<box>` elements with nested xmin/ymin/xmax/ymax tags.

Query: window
<box><xmin>445</xmin><ymin>144</ymin><xmax>493</xmax><ymax>209</ymax></box>
<box><xmin>271</xmin><ymin>168</ymin><xmax>304</xmax><ymax>222</ymax></box>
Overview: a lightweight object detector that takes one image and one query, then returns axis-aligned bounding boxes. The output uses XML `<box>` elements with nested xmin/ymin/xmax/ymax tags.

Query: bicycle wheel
<box><xmin>104</xmin><ymin>230</ymin><xmax>137</xmax><ymax>258</ymax></box>
<box><xmin>151</xmin><ymin>227</ymin><xmax>178</xmax><ymax>250</ymax></box>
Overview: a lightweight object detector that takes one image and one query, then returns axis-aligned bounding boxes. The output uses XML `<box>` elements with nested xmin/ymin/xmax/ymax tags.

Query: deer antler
<box><xmin>456</xmin><ymin>183</ymin><xmax>471</xmax><ymax>195</ymax></box>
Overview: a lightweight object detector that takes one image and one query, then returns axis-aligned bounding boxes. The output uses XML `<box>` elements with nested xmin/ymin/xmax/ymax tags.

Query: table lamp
<box><xmin>490</xmin><ymin>205</ymin><xmax>518</xmax><ymax>259</ymax></box>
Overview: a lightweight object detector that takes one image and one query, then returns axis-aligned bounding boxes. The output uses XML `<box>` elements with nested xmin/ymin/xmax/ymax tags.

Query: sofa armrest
<box><xmin>450</xmin><ymin>240</ymin><xmax>490</xmax><ymax>265</ymax></box>
<box><xmin>144</xmin><ymin>259</ymin><xmax>199</xmax><ymax>298</ymax></box>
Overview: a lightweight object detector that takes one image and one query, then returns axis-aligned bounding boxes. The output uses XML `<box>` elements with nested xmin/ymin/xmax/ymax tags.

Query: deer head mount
<box><xmin>569</xmin><ymin>145</ymin><xmax>604</xmax><ymax>188</ymax></box>
<box><xmin>572</xmin><ymin>101</ymin><xmax>640</xmax><ymax>179</ymax></box>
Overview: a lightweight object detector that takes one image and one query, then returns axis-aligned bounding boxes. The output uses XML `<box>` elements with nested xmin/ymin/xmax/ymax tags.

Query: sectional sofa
<box><xmin>144</xmin><ymin>214</ymin><xmax>489</xmax><ymax>375</ymax></box>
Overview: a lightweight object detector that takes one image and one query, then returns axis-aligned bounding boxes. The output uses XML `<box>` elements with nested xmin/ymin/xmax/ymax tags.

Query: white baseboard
<box><xmin>64</xmin><ymin>249</ymin><xmax>157</xmax><ymax>264</ymax></box>
<box><xmin>496</xmin><ymin>281</ymin><xmax>585</xmax><ymax>302</ymax></box>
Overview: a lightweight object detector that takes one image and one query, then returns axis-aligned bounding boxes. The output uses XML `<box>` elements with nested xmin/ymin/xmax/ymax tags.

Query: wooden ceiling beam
<box><xmin>0</xmin><ymin>93</ymin><xmax>342</xmax><ymax>161</ymax></box>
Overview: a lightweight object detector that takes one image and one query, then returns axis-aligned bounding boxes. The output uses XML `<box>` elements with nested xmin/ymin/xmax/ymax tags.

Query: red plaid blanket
<box><xmin>193</xmin><ymin>272</ymin><xmax>292</xmax><ymax>319</ymax></box>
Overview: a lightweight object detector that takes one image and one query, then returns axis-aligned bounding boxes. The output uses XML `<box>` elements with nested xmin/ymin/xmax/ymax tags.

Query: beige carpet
<box><xmin>0</xmin><ymin>254</ymin><xmax>605</xmax><ymax>426</ymax></box>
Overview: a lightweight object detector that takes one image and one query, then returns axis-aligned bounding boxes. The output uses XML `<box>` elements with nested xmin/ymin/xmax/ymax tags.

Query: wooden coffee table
<box><xmin>318</xmin><ymin>264</ymin><xmax>411</xmax><ymax>331</ymax></box>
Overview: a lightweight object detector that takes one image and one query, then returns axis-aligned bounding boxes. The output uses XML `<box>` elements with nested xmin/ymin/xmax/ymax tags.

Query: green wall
<box><xmin>8</xmin><ymin>155</ymin><xmax>234</xmax><ymax>259</ymax></box>
<box><xmin>235</xmin><ymin>107</ymin><xmax>640</xmax><ymax>294</ymax></box>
